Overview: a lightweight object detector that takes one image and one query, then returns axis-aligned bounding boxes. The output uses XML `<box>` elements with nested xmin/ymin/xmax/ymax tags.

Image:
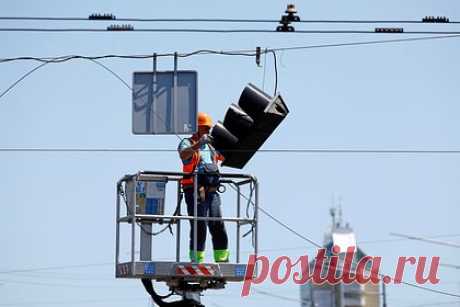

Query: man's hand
<box><xmin>179</xmin><ymin>136</ymin><xmax>205</xmax><ymax>160</ymax></box>
<box><xmin>179</xmin><ymin>134</ymin><xmax>214</xmax><ymax>160</ymax></box>
<box><xmin>198</xmin><ymin>134</ymin><xmax>211</xmax><ymax>146</ymax></box>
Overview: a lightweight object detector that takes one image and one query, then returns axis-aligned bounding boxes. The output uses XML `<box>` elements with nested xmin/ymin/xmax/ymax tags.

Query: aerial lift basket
<box><xmin>115</xmin><ymin>171</ymin><xmax>258</xmax><ymax>291</ymax></box>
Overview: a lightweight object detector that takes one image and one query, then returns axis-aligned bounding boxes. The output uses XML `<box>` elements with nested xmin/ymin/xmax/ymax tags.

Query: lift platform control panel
<box><xmin>126</xmin><ymin>178</ymin><xmax>166</xmax><ymax>215</ymax></box>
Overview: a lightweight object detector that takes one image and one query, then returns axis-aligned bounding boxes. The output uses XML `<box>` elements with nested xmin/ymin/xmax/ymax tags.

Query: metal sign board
<box><xmin>132</xmin><ymin>71</ymin><xmax>198</xmax><ymax>135</ymax></box>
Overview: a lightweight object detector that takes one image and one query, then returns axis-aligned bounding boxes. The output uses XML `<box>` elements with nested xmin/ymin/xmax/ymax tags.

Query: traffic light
<box><xmin>211</xmin><ymin>83</ymin><xmax>289</xmax><ymax>169</ymax></box>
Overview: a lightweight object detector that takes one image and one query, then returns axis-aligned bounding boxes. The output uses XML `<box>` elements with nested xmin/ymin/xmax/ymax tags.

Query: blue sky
<box><xmin>1</xmin><ymin>1</ymin><xmax>459</xmax><ymax>306</ymax></box>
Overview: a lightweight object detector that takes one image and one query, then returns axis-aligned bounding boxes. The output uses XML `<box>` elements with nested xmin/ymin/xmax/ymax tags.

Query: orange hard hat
<box><xmin>197</xmin><ymin>112</ymin><xmax>213</xmax><ymax>128</ymax></box>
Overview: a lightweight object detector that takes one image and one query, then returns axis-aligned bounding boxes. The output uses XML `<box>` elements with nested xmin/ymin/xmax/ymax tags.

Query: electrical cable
<box><xmin>0</xmin><ymin>263</ymin><xmax>113</xmax><ymax>274</ymax></box>
<box><xmin>0</xmin><ymin>16</ymin><xmax>459</xmax><ymax>24</ymax></box>
<box><xmin>0</xmin><ymin>297</ymin><xmax>146</xmax><ymax>306</ymax></box>
<box><xmin>261</xmin><ymin>48</ymin><xmax>267</xmax><ymax>91</ymax></box>
<box><xmin>244</xmin><ymin>182</ymin><xmax>255</xmax><ymax>219</ymax></box>
<box><xmin>252</xmin><ymin>288</ymin><xmax>306</xmax><ymax>303</ymax></box>
<box><xmin>227</xmin><ymin>183</ymin><xmax>322</xmax><ymax>248</ymax></box>
<box><xmin>0</xmin><ymin>50</ymin><xmax>256</xmax><ymax>64</ymax></box>
<box><xmin>3</xmin><ymin>271</ymin><xmax>114</xmax><ymax>281</ymax></box>
<box><xmin>304</xmin><ymin>251</ymin><xmax>460</xmax><ymax>299</ymax></box>
<box><xmin>0</xmin><ymin>49</ymin><xmax>268</xmax><ymax>144</ymax></box>
<box><xmin>233</xmin><ymin>188</ymin><xmax>460</xmax><ymax>298</ymax></box>
<box><xmin>2</xmin><ymin>27</ymin><xmax>460</xmax><ymax>35</ymax></box>
<box><xmin>0</xmin><ymin>58</ymin><xmax>132</xmax><ymax>102</ymax></box>
<box><xmin>255</xmin><ymin>234</ymin><xmax>460</xmax><ymax>253</ymax></box>
<box><xmin>1</xmin><ymin>34</ymin><xmax>458</xmax><ymax>112</ymax></box>
<box><xmin>2</xmin><ymin>34</ymin><xmax>460</xmax><ymax>66</ymax></box>
<box><xmin>0</xmin><ymin>54</ymin><xmax>149</xmax><ymax>64</ymax></box>
<box><xmin>240</xmin><ymin>181</ymin><xmax>256</xmax><ymax>247</ymax></box>
<box><xmin>440</xmin><ymin>263</ymin><xmax>460</xmax><ymax>270</ymax></box>
<box><xmin>329</xmin><ymin>263</ymin><xmax>460</xmax><ymax>299</ymax></box>
<box><xmin>257</xmin><ymin>205</ymin><xmax>323</xmax><ymax>248</ymax></box>
<box><xmin>271</xmin><ymin>50</ymin><xmax>278</xmax><ymax>95</ymax></box>
<box><xmin>0</xmin><ymin>62</ymin><xmax>49</xmax><ymax>99</ymax></box>
<box><xmin>390</xmin><ymin>232</ymin><xmax>460</xmax><ymax>248</ymax></box>
<box><xmin>0</xmin><ymin>278</ymin><xmax>118</xmax><ymax>289</ymax></box>
<box><xmin>87</xmin><ymin>58</ymin><xmax>132</xmax><ymax>90</ymax></box>
<box><xmin>0</xmin><ymin>55</ymin><xmax>184</xmax><ymax>141</ymax></box>
<box><xmin>271</xmin><ymin>34</ymin><xmax>460</xmax><ymax>52</ymax></box>
<box><xmin>0</xmin><ymin>30</ymin><xmax>458</xmax><ymax>299</ymax></box>
<box><xmin>2</xmin><ymin>148</ymin><xmax>460</xmax><ymax>154</ymax></box>
<box><xmin>403</xmin><ymin>301</ymin><xmax>460</xmax><ymax>307</ymax></box>
<box><xmin>0</xmin><ymin>34</ymin><xmax>455</xmax><ymax>105</ymax></box>
<box><xmin>389</xmin><ymin>281</ymin><xmax>460</xmax><ymax>298</ymax></box>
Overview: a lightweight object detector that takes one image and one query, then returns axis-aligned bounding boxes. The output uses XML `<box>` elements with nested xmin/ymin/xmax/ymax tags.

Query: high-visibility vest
<box><xmin>181</xmin><ymin>150</ymin><xmax>200</xmax><ymax>187</ymax></box>
<box><xmin>180</xmin><ymin>137</ymin><xmax>223</xmax><ymax>187</ymax></box>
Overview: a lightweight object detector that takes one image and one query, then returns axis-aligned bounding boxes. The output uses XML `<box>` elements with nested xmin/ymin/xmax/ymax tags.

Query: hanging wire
<box><xmin>2</xmin><ymin>35</ymin><xmax>460</xmax><ymax>65</ymax></box>
<box><xmin>0</xmin><ymin>62</ymin><xmax>49</xmax><ymax>99</ymax></box>
<box><xmin>0</xmin><ymin>55</ymin><xmax>186</xmax><ymax>141</ymax></box>
<box><xmin>271</xmin><ymin>50</ymin><xmax>278</xmax><ymax>95</ymax></box>
<box><xmin>87</xmin><ymin>58</ymin><xmax>132</xmax><ymax>90</ymax></box>
<box><xmin>2</xmin><ymin>34</ymin><xmax>459</xmax><ymax>103</ymax></box>
<box><xmin>261</xmin><ymin>47</ymin><xmax>268</xmax><ymax>91</ymax></box>
<box><xmin>233</xmin><ymin>187</ymin><xmax>460</xmax><ymax>298</ymax></box>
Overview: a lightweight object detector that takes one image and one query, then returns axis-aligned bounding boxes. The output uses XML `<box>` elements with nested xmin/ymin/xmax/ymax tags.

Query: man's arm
<box><xmin>179</xmin><ymin>140</ymin><xmax>201</xmax><ymax>160</ymax></box>
<box><xmin>179</xmin><ymin>135</ymin><xmax>212</xmax><ymax>160</ymax></box>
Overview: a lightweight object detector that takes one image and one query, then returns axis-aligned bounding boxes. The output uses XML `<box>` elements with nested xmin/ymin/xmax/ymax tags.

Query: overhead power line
<box><xmin>253</xmin><ymin>288</ymin><xmax>305</xmax><ymax>303</ymax></box>
<box><xmin>1</xmin><ymin>35</ymin><xmax>459</xmax><ymax>65</ymax></box>
<box><xmin>0</xmin><ymin>262</ymin><xmax>112</xmax><ymax>274</ymax></box>
<box><xmin>0</xmin><ymin>278</ymin><xmax>116</xmax><ymax>289</ymax></box>
<box><xmin>440</xmin><ymin>263</ymin><xmax>460</xmax><ymax>270</ymax></box>
<box><xmin>1</xmin><ymin>148</ymin><xmax>460</xmax><ymax>154</ymax></box>
<box><xmin>0</xmin><ymin>48</ymin><xmax>256</xmax><ymax>102</ymax></box>
<box><xmin>0</xmin><ymin>237</ymin><xmax>457</xmax><ymax>280</ymax></box>
<box><xmin>270</xmin><ymin>34</ymin><xmax>460</xmax><ymax>52</ymax></box>
<box><xmin>1</xmin><ymin>27</ymin><xmax>460</xmax><ymax>35</ymax></box>
<box><xmin>0</xmin><ymin>16</ymin><xmax>458</xmax><ymax>24</ymax></box>
<box><xmin>0</xmin><ymin>297</ymin><xmax>146</xmax><ymax>306</ymax></box>
<box><xmin>390</xmin><ymin>232</ymin><xmax>460</xmax><ymax>248</ymax></box>
<box><xmin>403</xmin><ymin>301</ymin><xmax>460</xmax><ymax>307</ymax></box>
<box><xmin>2</xmin><ymin>235</ymin><xmax>458</xmax><ymax>275</ymax></box>
<box><xmin>0</xmin><ymin>49</ymin><xmax>256</xmax><ymax>64</ymax></box>
<box><xmin>257</xmin><ymin>205</ymin><xmax>323</xmax><ymax>248</ymax></box>
<box><xmin>257</xmin><ymin>233</ymin><xmax>460</xmax><ymax>253</ymax></box>
<box><xmin>1</xmin><ymin>35</ymin><xmax>459</xmax><ymax>101</ymax></box>
<box><xmin>3</xmin><ymin>271</ymin><xmax>113</xmax><ymax>281</ymax></box>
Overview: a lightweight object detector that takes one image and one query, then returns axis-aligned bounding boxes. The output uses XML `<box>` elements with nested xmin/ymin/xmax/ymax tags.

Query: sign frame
<box><xmin>132</xmin><ymin>70</ymin><xmax>198</xmax><ymax>135</ymax></box>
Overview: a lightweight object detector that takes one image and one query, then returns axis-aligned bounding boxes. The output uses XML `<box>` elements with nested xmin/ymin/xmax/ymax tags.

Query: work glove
<box><xmin>198</xmin><ymin>134</ymin><xmax>212</xmax><ymax>146</ymax></box>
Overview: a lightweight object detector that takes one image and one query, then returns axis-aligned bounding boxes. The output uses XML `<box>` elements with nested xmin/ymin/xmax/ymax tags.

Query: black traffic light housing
<box><xmin>211</xmin><ymin>83</ymin><xmax>289</xmax><ymax>169</ymax></box>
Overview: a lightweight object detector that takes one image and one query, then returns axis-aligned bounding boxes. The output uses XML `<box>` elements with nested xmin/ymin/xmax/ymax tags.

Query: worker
<box><xmin>178</xmin><ymin>112</ymin><xmax>229</xmax><ymax>263</ymax></box>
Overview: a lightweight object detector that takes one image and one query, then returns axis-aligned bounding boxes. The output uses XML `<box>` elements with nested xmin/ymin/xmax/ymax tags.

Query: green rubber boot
<box><xmin>189</xmin><ymin>250</ymin><xmax>205</xmax><ymax>263</ymax></box>
<box><xmin>213</xmin><ymin>249</ymin><xmax>229</xmax><ymax>262</ymax></box>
